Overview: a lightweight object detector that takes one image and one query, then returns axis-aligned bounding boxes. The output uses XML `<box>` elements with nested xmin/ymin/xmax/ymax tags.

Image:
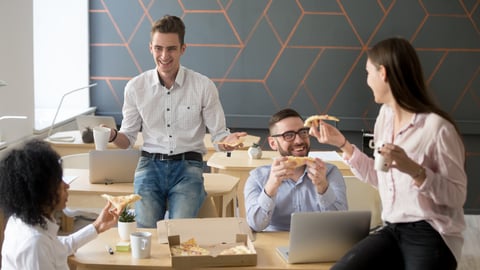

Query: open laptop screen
<box><xmin>277</xmin><ymin>211</ymin><xmax>371</xmax><ymax>264</ymax></box>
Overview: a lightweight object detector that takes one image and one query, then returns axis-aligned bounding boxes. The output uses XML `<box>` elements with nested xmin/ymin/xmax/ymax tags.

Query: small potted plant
<box><xmin>118</xmin><ymin>205</ymin><xmax>137</xmax><ymax>241</ymax></box>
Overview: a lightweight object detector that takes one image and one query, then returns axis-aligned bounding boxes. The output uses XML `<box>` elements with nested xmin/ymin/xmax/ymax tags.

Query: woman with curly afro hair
<box><xmin>0</xmin><ymin>139</ymin><xmax>120</xmax><ymax>269</ymax></box>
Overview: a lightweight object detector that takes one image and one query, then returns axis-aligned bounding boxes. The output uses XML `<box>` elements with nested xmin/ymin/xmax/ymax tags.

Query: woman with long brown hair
<box><xmin>311</xmin><ymin>37</ymin><xmax>466</xmax><ymax>269</ymax></box>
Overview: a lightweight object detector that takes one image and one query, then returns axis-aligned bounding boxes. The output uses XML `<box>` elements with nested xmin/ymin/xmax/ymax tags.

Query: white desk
<box><xmin>63</xmin><ymin>169</ymin><xmax>239</xmax><ymax>232</ymax></box>
<box><xmin>47</xmin><ymin>131</ymin><xmax>260</xmax><ymax>161</ymax></box>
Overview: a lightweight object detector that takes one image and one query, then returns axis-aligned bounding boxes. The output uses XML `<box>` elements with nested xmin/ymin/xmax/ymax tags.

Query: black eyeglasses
<box><xmin>271</xmin><ymin>127</ymin><xmax>310</xmax><ymax>142</ymax></box>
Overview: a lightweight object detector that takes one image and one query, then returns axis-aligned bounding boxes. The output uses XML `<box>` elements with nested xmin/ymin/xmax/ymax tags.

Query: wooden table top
<box><xmin>64</xmin><ymin>169</ymin><xmax>239</xmax><ymax>197</ymax></box>
<box><xmin>68</xmin><ymin>228</ymin><xmax>333</xmax><ymax>269</ymax></box>
<box><xmin>47</xmin><ymin>131</ymin><xmax>260</xmax><ymax>152</ymax></box>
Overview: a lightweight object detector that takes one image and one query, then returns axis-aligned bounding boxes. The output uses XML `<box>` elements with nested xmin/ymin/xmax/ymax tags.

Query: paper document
<box><xmin>308</xmin><ymin>151</ymin><xmax>344</xmax><ymax>162</ymax></box>
<box><xmin>63</xmin><ymin>175</ymin><xmax>78</xmax><ymax>184</ymax></box>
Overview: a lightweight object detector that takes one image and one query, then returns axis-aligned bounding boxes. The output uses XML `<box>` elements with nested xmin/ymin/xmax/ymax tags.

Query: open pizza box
<box><xmin>157</xmin><ymin>217</ymin><xmax>257</xmax><ymax>268</ymax></box>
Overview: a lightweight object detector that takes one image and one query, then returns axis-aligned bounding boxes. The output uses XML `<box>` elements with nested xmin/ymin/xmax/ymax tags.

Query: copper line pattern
<box><xmin>216</xmin><ymin>0</ymin><xmax>272</xmax><ymax>90</ymax></box>
<box><xmin>214</xmin><ymin>79</ymin><xmax>263</xmax><ymax>83</ymax></box>
<box><xmin>425</xmin><ymin>51</ymin><xmax>449</xmax><ymax>85</ymax></box>
<box><xmin>360</xmin><ymin>0</ymin><xmax>397</xmax><ymax>127</ymax></box>
<box><xmin>461</xmin><ymin>0</ymin><xmax>480</xmax><ymax>35</ymax></box>
<box><xmin>187</xmin><ymin>44</ymin><xmax>242</xmax><ymax>48</ymax></box>
<box><xmin>262</xmin><ymin>81</ymin><xmax>281</xmax><ymax>110</ymax></box>
<box><xmin>263</xmin><ymin>3</ymin><xmax>304</xmax><ymax>81</ymax></box>
<box><xmin>365</xmin><ymin>0</ymin><xmax>396</xmax><ymax>47</ymax></box>
<box><xmin>126</xmin><ymin>0</ymin><xmax>151</xmax><ymax>44</ymax></box>
<box><xmin>259</xmin><ymin>2</ymin><xmax>306</xmax><ymax>108</ymax></box>
<box><xmin>104</xmin><ymin>79</ymin><xmax>124</xmax><ymax>108</ymax></box>
<box><xmin>319</xmin><ymin>0</ymin><xmax>371</xmax><ymax>113</ymax></box>
<box><xmin>89</xmin><ymin>0</ymin><xmax>479</xmax><ymax>129</ymax></box>
<box><xmin>139</xmin><ymin>0</ymin><xmax>155</xmax><ymax>24</ymax></box>
<box><xmin>410</xmin><ymin>2</ymin><xmax>428</xmax><ymax>42</ymax></box>
<box><xmin>323</xmin><ymin>50</ymin><xmax>367</xmax><ymax>113</ymax></box>
<box><xmin>96</xmin><ymin>0</ymin><xmax>143</xmax><ymax>73</ymax></box>
<box><xmin>263</xmin><ymin>14</ymin><xmax>283</xmax><ymax>46</ymax></box>
<box><xmin>377</xmin><ymin>0</ymin><xmax>388</xmax><ymax>13</ymax></box>
<box><xmin>451</xmin><ymin>67</ymin><xmax>480</xmax><ymax>113</ymax></box>
<box><xmin>336</xmin><ymin>0</ymin><xmax>365</xmax><ymax>47</ymax></box>
<box><xmin>288</xmin><ymin>48</ymin><xmax>326</xmax><ymax>111</ymax></box>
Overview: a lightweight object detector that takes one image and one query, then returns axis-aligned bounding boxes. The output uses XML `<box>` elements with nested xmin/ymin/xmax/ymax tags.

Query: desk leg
<box><xmin>216</xmin><ymin>170</ymin><xmax>249</xmax><ymax>218</ymax></box>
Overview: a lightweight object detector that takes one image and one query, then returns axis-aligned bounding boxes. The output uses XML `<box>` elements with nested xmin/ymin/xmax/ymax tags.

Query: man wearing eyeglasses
<box><xmin>244</xmin><ymin>108</ymin><xmax>348</xmax><ymax>232</ymax></box>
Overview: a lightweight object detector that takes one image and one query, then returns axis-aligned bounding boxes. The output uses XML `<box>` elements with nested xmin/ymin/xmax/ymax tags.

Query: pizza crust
<box><xmin>304</xmin><ymin>115</ymin><xmax>340</xmax><ymax>127</ymax></box>
<box><xmin>286</xmin><ymin>156</ymin><xmax>316</xmax><ymax>168</ymax></box>
<box><xmin>101</xmin><ymin>193</ymin><xmax>142</xmax><ymax>211</ymax></box>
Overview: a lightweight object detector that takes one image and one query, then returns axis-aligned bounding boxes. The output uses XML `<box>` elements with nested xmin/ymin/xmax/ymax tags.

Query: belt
<box><xmin>141</xmin><ymin>151</ymin><xmax>203</xmax><ymax>162</ymax></box>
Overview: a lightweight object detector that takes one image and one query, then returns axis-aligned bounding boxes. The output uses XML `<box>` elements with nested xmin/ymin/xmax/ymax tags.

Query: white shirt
<box><xmin>120</xmin><ymin>66</ymin><xmax>230</xmax><ymax>154</ymax></box>
<box><xmin>1</xmin><ymin>216</ymin><xmax>98</xmax><ymax>270</ymax></box>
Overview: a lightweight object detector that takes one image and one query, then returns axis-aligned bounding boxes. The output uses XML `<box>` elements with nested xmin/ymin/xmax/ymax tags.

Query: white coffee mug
<box><xmin>130</xmin><ymin>231</ymin><xmax>152</xmax><ymax>259</ymax></box>
<box><xmin>93</xmin><ymin>126</ymin><xmax>110</xmax><ymax>150</ymax></box>
<box><xmin>374</xmin><ymin>140</ymin><xmax>390</xmax><ymax>172</ymax></box>
<box><xmin>368</xmin><ymin>139</ymin><xmax>375</xmax><ymax>149</ymax></box>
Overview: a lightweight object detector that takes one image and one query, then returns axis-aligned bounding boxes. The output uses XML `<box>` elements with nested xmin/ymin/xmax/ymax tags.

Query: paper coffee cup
<box><xmin>130</xmin><ymin>231</ymin><xmax>152</xmax><ymax>259</ymax></box>
<box><xmin>374</xmin><ymin>141</ymin><xmax>390</xmax><ymax>172</ymax></box>
<box><xmin>93</xmin><ymin>126</ymin><xmax>110</xmax><ymax>150</ymax></box>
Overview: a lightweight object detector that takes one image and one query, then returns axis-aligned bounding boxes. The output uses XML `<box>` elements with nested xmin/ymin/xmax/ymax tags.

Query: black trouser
<box><xmin>331</xmin><ymin>220</ymin><xmax>457</xmax><ymax>270</ymax></box>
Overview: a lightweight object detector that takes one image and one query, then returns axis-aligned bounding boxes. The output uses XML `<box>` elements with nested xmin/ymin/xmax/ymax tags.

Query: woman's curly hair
<box><xmin>0</xmin><ymin>139</ymin><xmax>63</xmax><ymax>229</ymax></box>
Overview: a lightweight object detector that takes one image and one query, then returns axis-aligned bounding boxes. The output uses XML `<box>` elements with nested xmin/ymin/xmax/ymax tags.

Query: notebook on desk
<box><xmin>276</xmin><ymin>211</ymin><xmax>371</xmax><ymax>264</ymax></box>
<box><xmin>89</xmin><ymin>149</ymin><xmax>140</xmax><ymax>184</ymax></box>
<box><xmin>76</xmin><ymin>115</ymin><xmax>117</xmax><ymax>130</ymax></box>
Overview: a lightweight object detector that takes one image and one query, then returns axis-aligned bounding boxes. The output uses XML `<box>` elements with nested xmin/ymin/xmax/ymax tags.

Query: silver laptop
<box><xmin>276</xmin><ymin>211</ymin><xmax>371</xmax><ymax>264</ymax></box>
<box><xmin>89</xmin><ymin>149</ymin><xmax>140</xmax><ymax>184</ymax></box>
<box><xmin>76</xmin><ymin>115</ymin><xmax>117</xmax><ymax>131</ymax></box>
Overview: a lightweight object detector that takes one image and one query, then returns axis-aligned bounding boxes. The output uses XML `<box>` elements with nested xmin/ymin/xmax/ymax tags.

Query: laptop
<box><xmin>276</xmin><ymin>211</ymin><xmax>371</xmax><ymax>264</ymax></box>
<box><xmin>76</xmin><ymin>115</ymin><xmax>117</xmax><ymax>131</ymax></box>
<box><xmin>89</xmin><ymin>149</ymin><xmax>140</xmax><ymax>184</ymax></box>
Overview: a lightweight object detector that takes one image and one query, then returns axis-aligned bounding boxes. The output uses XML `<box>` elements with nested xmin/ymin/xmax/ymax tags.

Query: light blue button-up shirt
<box><xmin>244</xmin><ymin>163</ymin><xmax>348</xmax><ymax>232</ymax></box>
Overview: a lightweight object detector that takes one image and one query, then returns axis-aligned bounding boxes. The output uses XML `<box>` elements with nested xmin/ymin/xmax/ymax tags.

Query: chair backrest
<box><xmin>61</xmin><ymin>153</ymin><xmax>89</xmax><ymax>169</ymax></box>
<box><xmin>344</xmin><ymin>176</ymin><xmax>383</xmax><ymax>229</ymax></box>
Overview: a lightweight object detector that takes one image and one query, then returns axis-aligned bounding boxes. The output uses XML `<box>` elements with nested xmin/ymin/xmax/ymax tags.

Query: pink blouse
<box><xmin>346</xmin><ymin>105</ymin><xmax>467</xmax><ymax>263</ymax></box>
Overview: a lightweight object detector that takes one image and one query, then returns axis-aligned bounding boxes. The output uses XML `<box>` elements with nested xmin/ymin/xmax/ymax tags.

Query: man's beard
<box><xmin>277</xmin><ymin>143</ymin><xmax>310</xmax><ymax>157</ymax></box>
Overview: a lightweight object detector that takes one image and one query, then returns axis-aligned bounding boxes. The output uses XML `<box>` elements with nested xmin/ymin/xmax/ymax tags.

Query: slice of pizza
<box><xmin>304</xmin><ymin>115</ymin><xmax>340</xmax><ymax>127</ymax></box>
<box><xmin>101</xmin><ymin>193</ymin><xmax>142</xmax><ymax>211</ymax></box>
<box><xmin>170</xmin><ymin>238</ymin><xmax>210</xmax><ymax>256</ymax></box>
<box><xmin>286</xmin><ymin>156</ymin><xmax>316</xmax><ymax>168</ymax></box>
<box><xmin>213</xmin><ymin>137</ymin><xmax>245</xmax><ymax>147</ymax></box>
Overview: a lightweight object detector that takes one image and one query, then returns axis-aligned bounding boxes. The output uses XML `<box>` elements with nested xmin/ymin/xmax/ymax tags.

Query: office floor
<box><xmin>459</xmin><ymin>215</ymin><xmax>480</xmax><ymax>270</ymax></box>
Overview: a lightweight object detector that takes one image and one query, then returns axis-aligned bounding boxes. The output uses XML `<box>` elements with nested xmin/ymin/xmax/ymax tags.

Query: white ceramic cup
<box><xmin>374</xmin><ymin>141</ymin><xmax>390</xmax><ymax>172</ymax></box>
<box><xmin>130</xmin><ymin>231</ymin><xmax>152</xmax><ymax>259</ymax></box>
<box><xmin>368</xmin><ymin>139</ymin><xmax>375</xmax><ymax>149</ymax></box>
<box><xmin>93</xmin><ymin>126</ymin><xmax>110</xmax><ymax>150</ymax></box>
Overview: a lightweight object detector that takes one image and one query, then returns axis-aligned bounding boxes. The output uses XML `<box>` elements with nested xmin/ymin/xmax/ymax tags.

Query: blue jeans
<box><xmin>331</xmin><ymin>220</ymin><xmax>457</xmax><ymax>270</ymax></box>
<box><xmin>133</xmin><ymin>156</ymin><xmax>206</xmax><ymax>228</ymax></box>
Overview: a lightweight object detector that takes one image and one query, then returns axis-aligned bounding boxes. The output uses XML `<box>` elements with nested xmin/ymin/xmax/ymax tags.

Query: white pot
<box><xmin>118</xmin><ymin>221</ymin><xmax>137</xmax><ymax>241</ymax></box>
<box><xmin>248</xmin><ymin>145</ymin><xmax>262</xmax><ymax>159</ymax></box>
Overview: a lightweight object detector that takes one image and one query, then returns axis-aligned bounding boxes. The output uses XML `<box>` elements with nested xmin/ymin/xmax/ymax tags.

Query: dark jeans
<box><xmin>331</xmin><ymin>220</ymin><xmax>457</xmax><ymax>270</ymax></box>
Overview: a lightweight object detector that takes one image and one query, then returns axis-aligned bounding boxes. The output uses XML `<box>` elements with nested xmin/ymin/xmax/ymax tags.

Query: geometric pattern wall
<box><xmin>89</xmin><ymin>0</ymin><xmax>480</xmax><ymax>212</ymax></box>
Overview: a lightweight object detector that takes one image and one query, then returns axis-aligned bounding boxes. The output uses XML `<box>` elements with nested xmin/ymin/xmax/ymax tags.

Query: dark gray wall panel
<box><xmin>88</xmin><ymin>0</ymin><xmax>480</xmax><ymax>212</ymax></box>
